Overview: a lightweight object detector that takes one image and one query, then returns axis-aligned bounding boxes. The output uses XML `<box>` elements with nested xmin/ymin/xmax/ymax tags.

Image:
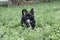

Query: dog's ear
<box><xmin>30</xmin><ymin>8</ymin><xmax>34</xmax><ymax>15</ymax></box>
<box><xmin>22</xmin><ymin>9</ymin><xmax>28</xmax><ymax>16</ymax></box>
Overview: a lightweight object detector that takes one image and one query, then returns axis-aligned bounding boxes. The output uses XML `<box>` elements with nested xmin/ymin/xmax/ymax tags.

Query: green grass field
<box><xmin>0</xmin><ymin>1</ymin><xmax>60</xmax><ymax>40</ymax></box>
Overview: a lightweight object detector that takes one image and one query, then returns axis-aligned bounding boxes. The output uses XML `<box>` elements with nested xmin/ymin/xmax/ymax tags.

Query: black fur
<box><xmin>21</xmin><ymin>8</ymin><xmax>35</xmax><ymax>29</ymax></box>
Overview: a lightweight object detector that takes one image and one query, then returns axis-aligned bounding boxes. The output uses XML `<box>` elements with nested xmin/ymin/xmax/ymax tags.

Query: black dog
<box><xmin>21</xmin><ymin>8</ymin><xmax>35</xmax><ymax>29</ymax></box>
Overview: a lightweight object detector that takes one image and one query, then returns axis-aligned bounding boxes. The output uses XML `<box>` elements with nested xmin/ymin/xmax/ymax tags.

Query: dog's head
<box><xmin>22</xmin><ymin>8</ymin><xmax>34</xmax><ymax>16</ymax></box>
<box><xmin>22</xmin><ymin>8</ymin><xmax>34</xmax><ymax>27</ymax></box>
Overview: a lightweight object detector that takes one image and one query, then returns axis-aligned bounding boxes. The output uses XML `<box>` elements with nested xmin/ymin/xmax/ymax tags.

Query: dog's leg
<box><xmin>31</xmin><ymin>20</ymin><xmax>36</xmax><ymax>30</ymax></box>
<box><xmin>31</xmin><ymin>23</ymin><xmax>35</xmax><ymax>30</ymax></box>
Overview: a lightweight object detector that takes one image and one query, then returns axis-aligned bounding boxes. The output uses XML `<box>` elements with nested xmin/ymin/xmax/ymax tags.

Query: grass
<box><xmin>0</xmin><ymin>1</ymin><xmax>60</xmax><ymax>40</ymax></box>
